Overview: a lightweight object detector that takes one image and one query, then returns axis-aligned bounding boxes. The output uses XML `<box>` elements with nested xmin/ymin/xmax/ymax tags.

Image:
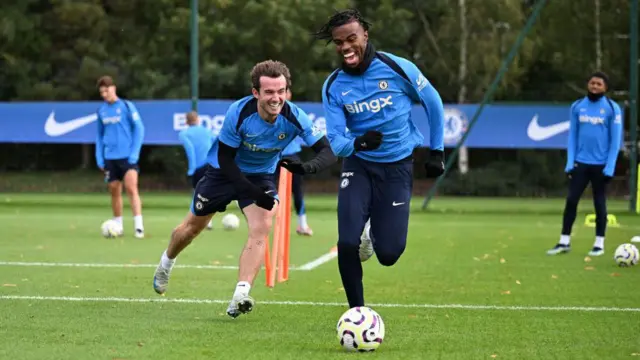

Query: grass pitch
<box><xmin>0</xmin><ymin>193</ymin><xmax>639</xmax><ymax>359</ymax></box>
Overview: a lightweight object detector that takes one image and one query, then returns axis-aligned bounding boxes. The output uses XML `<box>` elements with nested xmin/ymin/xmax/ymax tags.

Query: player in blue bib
<box><xmin>95</xmin><ymin>76</ymin><xmax>146</xmax><ymax>238</ymax></box>
<box><xmin>152</xmin><ymin>60</ymin><xmax>336</xmax><ymax>317</ymax></box>
<box><xmin>179</xmin><ymin>110</ymin><xmax>216</xmax><ymax>229</ymax></box>
<box><xmin>546</xmin><ymin>72</ymin><xmax>623</xmax><ymax>257</ymax></box>
<box><xmin>314</xmin><ymin>9</ymin><xmax>446</xmax><ymax>309</ymax></box>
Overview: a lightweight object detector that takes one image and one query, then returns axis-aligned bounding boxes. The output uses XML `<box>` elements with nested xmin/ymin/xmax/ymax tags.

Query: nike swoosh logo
<box><xmin>526</xmin><ymin>114</ymin><xmax>570</xmax><ymax>141</ymax></box>
<box><xmin>392</xmin><ymin>202</ymin><xmax>405</xmax><ymax>206</ymax></box>
<box><xmin>44</xmin><ymin>112</ymin><xmax>98</xmax><ymax>137</ymax></box>
<box><xmin>341</xmin><ymin>90</ymin><xmax>352</xmax><ymax>96</ymax></box>
<box><xmin>265</xmin><ymin>190</ymin><xmax>275</xmax><ymax>194</ymax></box>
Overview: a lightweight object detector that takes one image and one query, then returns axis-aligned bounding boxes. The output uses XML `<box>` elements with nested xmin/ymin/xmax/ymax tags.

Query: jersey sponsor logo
<box><xmin>344</xmin><ymin>96</ymin><xmax>393</xmax><ymax>114</ymax></box>
<box><xmin>578</xmin><ymin>115</ymin><xmax>605</xmax><ymax>125</ymax></box>
<box><xmin>241</xmin><ymin>141</ymin><xmax>282</xmax><ymax>153</ymax></box>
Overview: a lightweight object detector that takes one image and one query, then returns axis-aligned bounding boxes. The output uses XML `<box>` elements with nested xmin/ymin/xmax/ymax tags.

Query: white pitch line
<box><xmin>0</xmin><ymin>261</ymin><xmax>242</xmax><ymax>270</ymax></box>
<box><xmin>0</xmin><ymin>295</ymin><xmax>638</xmax><ymax>312</ymax></box>
<box><xmin>296</xmin><ymin>246</ymin><xmax>338</xmax><ymax>271</ymax></box>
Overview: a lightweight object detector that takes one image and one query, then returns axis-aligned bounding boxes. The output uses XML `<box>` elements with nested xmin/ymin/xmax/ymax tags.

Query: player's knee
<box><xmin>247</xmin><ymin>216</ymin><xmax>272</xmax><ymax>238</ymax></box>
<box><xmin>124</xmin><ymin>182</ymin><xmax>138</xmax><ymax>196</ymax></box>
<box><xmin>108</xmin><ymin>182</ymin><xmax>121</xmax><ymax>195</ymax></box>
<box><xmin>376</xmin><ymin>251</ymin><xmax>402</xmax><ymax>266</ymax></box>
<box><xmin>337</xmin><ymin>239</ymin><xmax>359</xmax><ymax>254</ymax></box>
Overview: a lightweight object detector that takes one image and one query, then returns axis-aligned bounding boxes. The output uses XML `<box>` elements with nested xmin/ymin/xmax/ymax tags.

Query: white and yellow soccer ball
<box><xmin>100</xmin><ymin>219</ymin><xmax>122</xmax><ymax>238</ymax></box>
<box><xmin>614</xmin><ymin>243</ymin><xmax>639</xmax><ymax>267</ymax></box>
<box><xmin>336</xmin><ymin>306</ymin><xmax>385</xmax><ymax>352</ymax></box>
<box><xmin>221</xmin><ymin>213</ymin><xmax>240</xmax><ymax>231</ymax></box>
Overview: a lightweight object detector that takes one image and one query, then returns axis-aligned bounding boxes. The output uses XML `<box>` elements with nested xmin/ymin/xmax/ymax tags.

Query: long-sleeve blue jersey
<box><xmin>322</xmin><ymin>51</ymin><xmax>445</xmax><ymax>163</ymax></box>
<box><xmin>207</xmin><ymin>96</ymin><xmax>323</xmax><ymax>174</ymax></box>
<box><xmin>565</xmin><ymin>96</ymin><xmax>622</xmax><ymax>177</ymax></box>
<box><xmin>95</xmin><ymin>99</ymin><xmax>145</xmax><ymax>168</ymax></box>
<box><xmin>179</xmin><ymin>125</ymin><xmax>215</xmax><ymax>176</ymax></box>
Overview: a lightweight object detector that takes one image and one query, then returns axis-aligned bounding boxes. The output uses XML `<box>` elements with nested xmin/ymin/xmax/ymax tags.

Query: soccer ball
<box><xmin>221</xmin><ymin>213</ymin><xmax>240</xmax><ymax>231</ymax></box>
<box><xmin>100</xmin><ymin>219</ymin><xmax>122</xmax><ymax>238</ymax></box>
<box><xmin>336</xmin><ymin>306</ymin><xmax>385</xmax><ymax>352</ymax></box>
<box><xmin>614</xmin><ymin>243</ymin><xmax>639</xmax><ymax>267</ymax></box>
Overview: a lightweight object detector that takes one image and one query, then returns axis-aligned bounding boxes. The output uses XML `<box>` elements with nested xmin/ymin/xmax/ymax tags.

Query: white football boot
<box><xmin>359</xmin><ymin>219</ymin><xmax>374</xmax><ymax>262</ymax></box>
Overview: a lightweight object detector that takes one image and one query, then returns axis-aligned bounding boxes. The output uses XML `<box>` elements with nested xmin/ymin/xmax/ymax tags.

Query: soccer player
<box><xmin>95</xmin><ymin>76</ymin><xmax>146</xmax><ymax>238</ymax></box>
<box><xmin>547</xmin><ymin>71</ymin><xmax>622</xmax><ymax>257</ymax></box>
<box><xmin>314</xmin><ymin>9</ymin><xmax>445</xmax><ymax>308</ymax></box>
<box><xmin>275</xmin><ymin>89</ymin><xmax>314</xmax><ymax>236</ymax></box>
<box><xmin>179</xmin><ymin>110</ymin><xmax>215</xmax><ymax>230</ymax></box>
<box><xmin>152</xmin><ymin>60</ymin><xmax>336</xmax><ymax>317</ymax></box>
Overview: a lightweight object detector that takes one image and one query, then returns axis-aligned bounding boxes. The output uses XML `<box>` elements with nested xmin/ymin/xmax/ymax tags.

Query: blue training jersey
<box><xmin>95</xmin><ymin>99</ymin><xmax>145</xmax><ymax>168</ymax></box>
<box><xmin>322</xmin><ymin>51</ymin><xmax>445</xmax><ymax>163</ymax></box>
<box><xmin>282</xmin><ymin>136</ymin><xmax>303</xmax><ymax>156</ymax></box>
<box><xmin>207</xmin><ymin>96</ymin><xmax>323</xmax><ymax>174</ymax></box>
<box><xmin>565</xmin><ymin>96</ymin><xmax>623</xmax><ymax>176</ymax></box>
<box><xmin>179</xmin><ymin>125</ymin><xmax>215</xmax><ymax>175</ymax></box>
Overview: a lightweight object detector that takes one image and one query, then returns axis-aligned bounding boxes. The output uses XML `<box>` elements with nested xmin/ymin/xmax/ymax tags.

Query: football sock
<box><xmin>234</xmin><ymin>281</ymin><xmax>251</xmax><ymax>298</ymax></box>
<box><xmin>337</xmin><ymin>242</ymin><xmax>364</xmax><ymax>308</ymax></box>
<box><xmin>134</xmin><ymin>215</ymin><xmax>144</xmax><ymax>231</ymax></box>
<box><xmin>298</xmin><ymin>214</ymin><xmax>308</xmax><ymax>229</ymax></box>
<box><xmin>114</xmin><ymin>216</ymin><xmax>123</xmax><ymax>226</ymax></box>
<box><xmin>160</xmin><ymin>250</ymin><xmax>175</xmax><ymax>270</ymax></box>
<box><xmin>559</xmin><ymin>235</ymin><xmax>570</xmax><ymax>246</ymax></box>
<box><xmin>594</xmin><ymin>236</ymin><xmax>605</xmax><ymax>249</ymax></box>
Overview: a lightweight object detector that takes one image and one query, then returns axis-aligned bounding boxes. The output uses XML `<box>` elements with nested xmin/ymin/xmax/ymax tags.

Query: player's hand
<box><xmin>424</xmin><ymin>150</ymin><xmax>445</xmax><ymax>178</ymax></box>
<box><xmin>278</xmin><ymin>158</ymin><xmax>309</xmax><ymax>175</ymax></box>
<box><xmin>354</xmin><ymin>131</ymin><xmax>383</xmax><ymax>151</ymax></box>
<box><xmin>254</xmin><ymin>191</ymin><xmax>276</xmax><ymax>211</ymax></box>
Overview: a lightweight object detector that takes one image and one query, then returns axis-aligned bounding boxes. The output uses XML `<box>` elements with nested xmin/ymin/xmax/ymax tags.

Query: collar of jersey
<box><xmin>341</xmin><ymin>42</ymin><xmax>376</xmax><ymax>76</ymax></box>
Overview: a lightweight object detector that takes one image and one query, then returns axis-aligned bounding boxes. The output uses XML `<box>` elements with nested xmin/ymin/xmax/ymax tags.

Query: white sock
<box><xmin>559</xmin><ymin>235</ymin><xmax>571</xmax><ymax>246</ymax></box>
<box><xmin>114</xmin><ymin>216</ymin><xmax>123</xmax><ymax>226</ymax></box>
<box><xmin>134</xmin><ymin>215</ymin><xmax>144</xmax><ymax>231</ymax></box>
<box><xmin>160</xmin><ymin>250</ymin><xmax>175</xmax><ymax>270</ymax></box>
<box><xmin>594</xmin><ymin>236</ymin><xmax>605</xmax><ymax>249</ymax></box>
<box><xmin>233</xmin><ymin>281</ymin><xmax>251</xmax><ymax>298</ymax></box>
<box><xmin>298</xmin><ymin>214</ymin><xmax>308</xmax><ymax>229</ymax></box>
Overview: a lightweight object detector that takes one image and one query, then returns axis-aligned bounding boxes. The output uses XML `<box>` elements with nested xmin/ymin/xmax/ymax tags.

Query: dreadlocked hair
<box><xmin>313</xmin><ymin>9</ymin><xmax>372</xmax><ymax>43</ymax></box>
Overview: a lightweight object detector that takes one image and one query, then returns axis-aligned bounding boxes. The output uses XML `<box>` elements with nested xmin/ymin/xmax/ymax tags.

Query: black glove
<box><xmin>278</xmin><ymin>158</ymin><xmax>310</xmax><ymax>175</ymax></box>
<box><xmin>425</xmin><ymin>150</ymin><xmax>445</xmax><ymax>178</ymax></box>
<box><xmin>353</xmin><ymin>131</ymin><xmax>383</xmax><ymax>152</ymax></box>
<box><xmin>247</xmin><ymin>186</ymin><xmax>276</xmax><ymax>211</ymax></box>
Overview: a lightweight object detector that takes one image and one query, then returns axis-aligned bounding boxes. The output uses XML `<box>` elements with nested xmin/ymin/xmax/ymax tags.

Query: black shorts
<box><xmin>104</xmin><ymin>158</ymin><xmax>139</xmax><ymax>183</ymax></box>
<box><xmin>190</xmin><ymin>167</ymin><xmax>279</xmax><ymax>216</ymax></box>
<box><xmin>191</xmin><ymin>165</ymin><xmax>209</xmax><ymax>189</ymax></box>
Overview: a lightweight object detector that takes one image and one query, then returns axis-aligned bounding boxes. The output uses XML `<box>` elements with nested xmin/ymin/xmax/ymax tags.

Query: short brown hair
<box><xmin>96</xmin><ymin>75</ymin><xmax>115</xmax><ymax>89</ymax></box>
<box><xmin>250</xmin><ymin>60</ymin><xmax>291</xmax><ymax>91</ymax></box>
<box><xmin>186</xmin><ymin>111</ymin><xmax>199</xmax><ymax>125</ymax></box>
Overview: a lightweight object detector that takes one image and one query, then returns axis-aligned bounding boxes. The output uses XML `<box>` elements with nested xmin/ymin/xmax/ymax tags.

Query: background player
<box><xmin>95</xmin><ymin>75</ymin><xmax>146</xmax><ymax>238</ymax></box>
<box><xmin>547</xmin><ymin>71</ymin><xmax>622</xmax><ymax>257</ymax></box>
<box><xmin>179</xmin><ymin>110</ymin><xmax>215</xmax><ymax>230</ymax></box>
<box><xmin>152</xmin><ymin>60</ymin><xmax>336</xmax><ymax>317</ymax></box>
<box><xmin>314</xmin><ymin>9</ymin><xmax>445</xmax><ymax>308</ymax></box>
<box><xmin>275</xmin><ymin>89</ymin><xmax>313</xmax><ymax>236</ymax></box>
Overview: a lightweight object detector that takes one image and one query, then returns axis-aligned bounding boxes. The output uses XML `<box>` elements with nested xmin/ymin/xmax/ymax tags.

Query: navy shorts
<box><xmin>191</xmin><ymin>165</ymin><xmax>209</xmax><ymax>189</ymax></box>
<box><xmin>104</xmin><ymin>158</ymin><xmax>139</xmax><ymax>183</ymax></box>
<box><xmin>191</xmin><ymin>167</ymin><xmax>279</xmax><ymax>216</ymax></box>
<box><xmin>337</xmin><ymin>155</ymin><xmax>413</xmax><ymax>260</ymax></box>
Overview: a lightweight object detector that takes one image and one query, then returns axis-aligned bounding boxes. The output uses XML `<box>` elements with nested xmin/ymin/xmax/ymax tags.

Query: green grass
<box><xmin>1</xmin><ymin>193</ymin><xmax>640</xmax><ymax>359</ymax></box>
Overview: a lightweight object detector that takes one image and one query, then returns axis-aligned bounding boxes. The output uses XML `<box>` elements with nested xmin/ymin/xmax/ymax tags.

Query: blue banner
<box><xmin>0</xmin><ymin>100</ymin><xmax>621</xmax><ymax>149</ymax></box>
